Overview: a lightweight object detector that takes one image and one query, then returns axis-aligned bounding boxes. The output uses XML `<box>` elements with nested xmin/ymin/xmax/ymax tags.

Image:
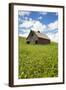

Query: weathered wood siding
<box><xmin>38</xmin><ymin>38</ymin><xmax>50</xmax><ymax>44</ymax></box>
<box><xmin>27</xmin><ymin>30</ymin><xmax>50</xmax><ymax>44</ymax></box>
<box><xmin>27</xmin><ymin>32</ymin><xmax>38</xmax><ymax>43</ymax></box>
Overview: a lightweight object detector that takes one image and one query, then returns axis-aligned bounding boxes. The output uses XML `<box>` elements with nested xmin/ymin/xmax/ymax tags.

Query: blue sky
<box><xmin>18</xmin><ymin>10</ymin><xmax>58</xmax><ymax>42</ymax></box>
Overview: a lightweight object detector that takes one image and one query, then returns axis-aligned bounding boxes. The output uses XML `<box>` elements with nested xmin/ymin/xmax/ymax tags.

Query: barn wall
<box><xmin>38</xmin><ymin>38</ymin><xmax>50</xmax><ymax>44</ymax></box>
<box><xmin>27</xmin><ymin>31</ymin><xmax>50</xmax><ymax>44</ymax></box>
<box><xmin>27</xmin><ymin>32</ymin><xmax>38</xmax><ymax>43</ymax></box>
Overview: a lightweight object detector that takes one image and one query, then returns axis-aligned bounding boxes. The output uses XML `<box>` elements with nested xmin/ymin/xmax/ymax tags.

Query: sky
<box><xmin>18</xmin><ymin>10</ymin><xmax>58</xmax><ymax>42</ymax></box>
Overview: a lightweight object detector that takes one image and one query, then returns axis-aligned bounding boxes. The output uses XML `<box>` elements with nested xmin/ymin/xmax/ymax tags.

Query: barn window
<box><xmin>35</xmin><ymin>40</ymin><xmax>38</xmax><ymax>44</ymax></box>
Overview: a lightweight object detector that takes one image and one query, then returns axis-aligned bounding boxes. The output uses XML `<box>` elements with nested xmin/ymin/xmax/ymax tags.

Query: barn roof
<box><xmin>32</xmin><ymin>30</ymin><xmax>49</xmax><ymax>40</ymax></box>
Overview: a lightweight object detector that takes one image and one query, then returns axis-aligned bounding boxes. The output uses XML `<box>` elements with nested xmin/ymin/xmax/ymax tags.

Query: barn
<box><xmin>26</xmin><ymin>30</ymin><xmax>50</xmax><ymax>44</ymax></box>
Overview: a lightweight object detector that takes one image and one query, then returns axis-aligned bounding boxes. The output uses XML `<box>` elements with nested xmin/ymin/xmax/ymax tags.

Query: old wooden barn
<box><xmin>26</xmin><ymin>30</ymin><xmax>50</xmax><ymax>44</ymax></box>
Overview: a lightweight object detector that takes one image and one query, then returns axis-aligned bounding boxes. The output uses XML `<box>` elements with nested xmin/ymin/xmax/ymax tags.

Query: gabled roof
<box><xmin>31</xmin><ymin>30</ymin><xmax>50</xmax><ymax>40</ymax></box>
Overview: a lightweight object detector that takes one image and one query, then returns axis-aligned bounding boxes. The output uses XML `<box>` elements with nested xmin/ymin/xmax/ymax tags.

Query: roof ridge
<box><xmin>31</xmin><ymin>30</ymin><xmax>49</xmax><ymax>40</ymax></box>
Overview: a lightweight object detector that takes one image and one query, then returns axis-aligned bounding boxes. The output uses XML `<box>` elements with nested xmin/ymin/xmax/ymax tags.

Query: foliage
<box><xmin>18</xmin><ymin>37</ymin><xmax>58</xmax><ymax>79</ymax></box>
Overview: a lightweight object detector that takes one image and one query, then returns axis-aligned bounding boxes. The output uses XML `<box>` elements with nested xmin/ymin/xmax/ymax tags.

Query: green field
<box><xmin>18</xmin><ymin>37</ymin><xmax>58</xmax><ymax>79</ymax></box>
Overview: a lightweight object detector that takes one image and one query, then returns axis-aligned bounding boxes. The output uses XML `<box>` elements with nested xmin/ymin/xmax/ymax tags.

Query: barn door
<box><xmin>35</xmin><ymin>40</ymin><xmax>38</xmax><ymax>44</ymax></box>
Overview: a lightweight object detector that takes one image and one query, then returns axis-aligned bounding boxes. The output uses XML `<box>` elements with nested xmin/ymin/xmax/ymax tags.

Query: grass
<box><xmin>18</xmin><ymin>37</ymin><xmax>58</xmax><ymax>79</ymax></box>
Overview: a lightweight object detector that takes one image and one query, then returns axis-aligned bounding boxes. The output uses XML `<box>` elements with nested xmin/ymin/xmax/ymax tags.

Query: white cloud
<box><xmin>45</xmin><ymin>20</ymin><xmax>58</xmax><ymax>43</ymax></box>
<box><xmin>31</xmin><ymin>21</ymin><xmax>46</xmax><ymax>32</ymax></box>
<box><xmin>48</xmin><ymin>20</ymin><xmax>58</xmax><ymax>30</ymax></box>
<box><xmin>46</xmin><ymin>32</ymin><xmax>58</xmax><ymax>43</ymax></box>
<box><xmin>19</xmin><ymin>11</ymin><xmax>30</xmax><ymax>16</ymax></box>
<box><xmin>18</xmin><ymin>17</ymin><xmax>22</xmax><ymax>22</ymax></box>
<box><xmin>38</xmin><ymin>16</ymin><xmax>42</xmax><ymax>20</ymax></box>
<box><xmin>40</xmin><ymin>12</ymin><xmax>48</xmax><ymax>15</ymax></box>
<box><xmin>19</xmin><ymin>20</ymin><xmax>34</xmax><ymax>28</ymax></box>
<box><xmin>29</xmin><ymin>18</ymin><xmax>33</xmax><ymax>21</ymax></box>
<box><xmin>19</xmin><ymin>19</ymin><xmax>46</xmax><ymax>32</ymax></box>
<box><xmin>19</xmin><ymin>19</ymin><xmax>47</xmax><ymax>37</ymax></box>
<box><xmin>19</xmin><ymin>29</ymin><xmax>30</xmax><ymax>37</ymax></box>
<box><xmin>24</xmin><ymin>17</ymin><xmax>28</xmax><ymax>20</ymax></box>
<box><xmin>19</xmin><ymin>33</ymin><xmax>28</xmax><ymax>37</ymax></box>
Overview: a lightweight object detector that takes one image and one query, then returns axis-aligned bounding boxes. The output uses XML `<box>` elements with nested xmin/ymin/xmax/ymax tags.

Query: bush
<box><xmin>27</xmin><ymin>41</ymin><xmax>30</xmax><ymax>44</ymax></box>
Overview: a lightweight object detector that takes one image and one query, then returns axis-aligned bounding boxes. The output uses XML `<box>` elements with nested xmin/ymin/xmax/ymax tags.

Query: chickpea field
<box><xmin>18</xmin><ymin>37</ymin><xmax>58</xmax><ymax>79</ymax></box>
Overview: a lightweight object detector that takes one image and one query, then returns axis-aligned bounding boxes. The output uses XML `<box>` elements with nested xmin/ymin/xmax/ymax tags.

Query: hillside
<box><xmin>18</xmin><ymin>37</ymin><xmax>58</xmax><ymax>79</ymax></box>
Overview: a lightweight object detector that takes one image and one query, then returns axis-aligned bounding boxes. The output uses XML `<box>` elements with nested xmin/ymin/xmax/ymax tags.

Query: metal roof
<box><xmin>32</xmin><ymin>30</ymin><xmax>49</xmax><ymax>40</ymax></box>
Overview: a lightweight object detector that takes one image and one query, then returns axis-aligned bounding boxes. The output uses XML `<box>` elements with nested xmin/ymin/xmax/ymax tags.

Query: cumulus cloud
<box><xmin>24</xmin><ymin>17</ymin><xmax>28</xmax><ymax>20</ymax></box>
<box><xmin>19</xmin><ymin>19</ymin><xmax>34</xmax><ymax>29</ymax></box>
<box><xmin>46</xmin><ymin>32</ymin><xmax>58</xmax><ymax>43</ymax></box>
<box><xmin>38</xmin><ymin>16</ymin><xmax>43</xmax><ymax>20</ymax></box>
<box><xmin>45</xmin><ymin>20</ymin><xmax>58</xmax><ymax>43</ymax></box>
<box><xmin>19</xmin><ymin>19</ymin><xmax>46</xmax><ymax>31</ymax></box>
<box><xmin>40</xmin><ymin>12</ymin><xmax>48</xmax><ymax>15</ymax></box>
<box><xmin>18</xmin><ymin>11</ymin><xmax>31</xmax><ymax>16</ymax></box>
<box><xmin>18</xmin><ymin>19</ymin><xmax>47</xmax><ymax>38</ymax></box>
<box><xmin>19</xmin><ymin>29</ymin><xmax>30</xmax><ymax>37</ymax></box>
<box><xmin>19</xmin><ymin>32</ymin><xmax>29</xmax><ymax>37</ymax></box>
<box><xmin>48</xmin><ymin>20</ymin><xmax>58</xmax><ymax>30</ymax></box>
<box><xmin>31</xmin><ymin>21</ymin><xmax>46</xmax><ymax>32</ymax></box>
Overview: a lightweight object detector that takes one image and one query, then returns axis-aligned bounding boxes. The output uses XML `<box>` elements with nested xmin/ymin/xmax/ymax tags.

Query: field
<box><xmin>18</xmin><ymin>37</ymin><xmax>58</xmax><ymax>79</ymax></box>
